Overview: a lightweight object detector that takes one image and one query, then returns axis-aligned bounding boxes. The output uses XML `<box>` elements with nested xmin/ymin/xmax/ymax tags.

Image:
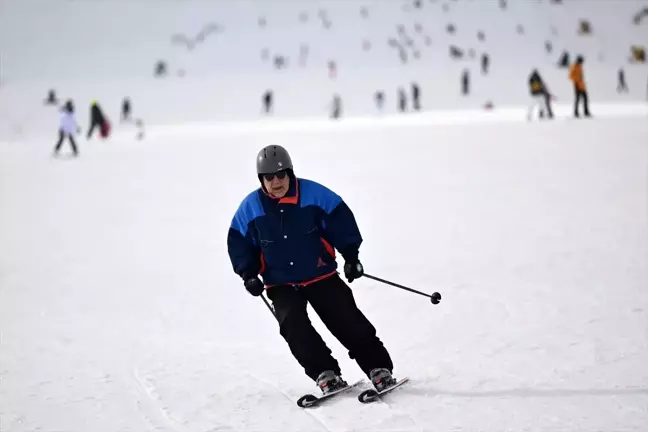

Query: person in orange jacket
<box><xmin>569</xmin><ymin>56</ymin><xmax>591</xmax><ymax>118</ymax></box>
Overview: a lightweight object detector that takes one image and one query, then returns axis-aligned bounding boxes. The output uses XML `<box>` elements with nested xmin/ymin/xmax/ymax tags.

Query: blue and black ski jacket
<box><xmin>227</xmin><ymin>178</ymin><xmax>362</xmax><ymax>287</ymax></box>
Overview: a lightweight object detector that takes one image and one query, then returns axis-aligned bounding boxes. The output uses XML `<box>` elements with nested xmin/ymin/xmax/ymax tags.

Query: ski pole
<box><xmin>364</xmin><ymin>273</ymin><xmax>442</xmax><ymax>305</ymax></box>
<box><xmin>260</xmin><ymin>294</ymin><xmax>278</xmax><ymax>320</ymax></box>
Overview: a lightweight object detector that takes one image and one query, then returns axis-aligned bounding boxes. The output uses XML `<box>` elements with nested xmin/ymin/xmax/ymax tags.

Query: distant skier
<box><xmin>330</xmin><ymin>94</ymin><xmax>342</xmax><ymax>119</ymax></box>
<box><xmin>481</xmin><ymin>53</ymin><xmax>490</xmax><ymax>75</ymax></box>
<box><xmin>262</xmin><ymin>90</ymin><xmax>273</xmax><ymax>114</ymax></box>
<box><xmin>227</xmin><ymin>145</ymin><xmax>397</xmax><ymax>395</ymax></box>
<box><xmin>461</xmin><ymin>69</ymin><xmax>470</xmax><ymax>95</ymax></box>
<box><xmin>374</xmin><ymin>91</ymin><xmax>385</xmax><ymax>112</ymax></box>
<box><xmin>44</xmin><ymin>89</ymin><xmax>58</xmax><ymax>106</ymax></box>
<box><xmin>53</xmin><ymin>100</ymin><xmax>79</xmax><ymax>157</ymax></box>
<box><xmin>411</xmin><ymin>82</ymin><xmax>421</xmax><ymax>111</ymax></box>
<box><xmin>527</xmin><ymin>69</ymin><xmax>554</xmax><ymax>120</ymax></box>
<box><xmin>121</xmin><ymin>97</ymin><xmax>132</xmax><ymax>122</ymax></box>
<box><xmin>557</xmin><ymin>51</ymin><xmax>570</xmax><ymax>68</ymax></box>
<box><xmin>398</xmin><ymin>87</ymin><xmax>407</xmax><ymax>112</ymax></box>
<box><xmin>617</xmin><ymin>68</ymin><xmax>628</xmax><ymax>93</ymax></box>
<box><xmin>87</xmin><ymin>100</ymin><xmax>110</xmax><ymax>139</ymax></box>
<box><xmin>569</xmin><ymin>56</ymin><xmax>591</xmax><ymax>118</ymax></box>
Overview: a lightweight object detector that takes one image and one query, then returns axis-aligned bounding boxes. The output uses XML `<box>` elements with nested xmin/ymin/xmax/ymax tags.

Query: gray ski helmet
<box><xmin>256</xmin><ymin>145</ymin><xmax>293</xmax><ymax>174</ymax></box>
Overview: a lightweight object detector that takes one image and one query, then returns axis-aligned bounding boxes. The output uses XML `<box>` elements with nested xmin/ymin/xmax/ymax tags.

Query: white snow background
<box><xmin>1</xmin><ymin>1</ymin><xmax>648</xmax><ymax>431</ymax></box>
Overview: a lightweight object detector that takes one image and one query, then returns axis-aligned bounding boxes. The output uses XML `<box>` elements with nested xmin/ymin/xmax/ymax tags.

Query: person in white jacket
<box><xmin>54</xmin><ymin>100</ymin><xmax>79</xmax><ymax>157</ymax></box>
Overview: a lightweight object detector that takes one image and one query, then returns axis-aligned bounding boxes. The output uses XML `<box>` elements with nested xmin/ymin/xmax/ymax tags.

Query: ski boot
<box><xmin>316</xmin><ymin>370</ymin><xmax>348</xmax><ymax>395</ymax></box>
<box><xmin>369</xmin><ymin>368</ymin><xmax>397</xmax><ymax>392</ymax></box>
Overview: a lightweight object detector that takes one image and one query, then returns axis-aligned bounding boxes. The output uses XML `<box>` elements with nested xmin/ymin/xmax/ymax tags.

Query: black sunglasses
<box><xmin>262</xmin><ymin>171</ymin><xmax>288</xmax><ymax>181</ymax></box>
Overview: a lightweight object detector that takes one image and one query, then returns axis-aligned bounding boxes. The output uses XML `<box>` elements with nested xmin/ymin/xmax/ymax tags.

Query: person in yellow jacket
<box><xmin>527</xmin><ymin>69</ymin><xmax>554</xmax><ymax>120</ymax></box>
<box><xmin>569</xmin><ymin>56</ymin><xmax>591</xmax><ymax>118</ymax></box>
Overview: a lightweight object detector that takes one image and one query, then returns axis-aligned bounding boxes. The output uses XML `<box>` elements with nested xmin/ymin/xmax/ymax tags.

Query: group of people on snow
<box><xmin>527</xmin><ymin>55</ymin><xmax>593</xmax><ymax>121</ymax></box>
<box><xmin>53</xmin><ymin>100</ymin><xmax>110</xmax><ymax>158</ymax></box>
<box><xmin>52</xmin><ymin>97</ymin><xmax>139</xmax><ymax>158</ymax></box>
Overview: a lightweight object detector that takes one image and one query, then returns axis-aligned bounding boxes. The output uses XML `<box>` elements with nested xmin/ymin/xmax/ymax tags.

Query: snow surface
<box><xmin>1</xmin><ymin>0</ymin><xmax>648</xmax><ymax>430</ymax></box>
<box><xmin>1</xmin><ymin>106</ymin><xmax>647</xmax><ymax>431</ymax></box>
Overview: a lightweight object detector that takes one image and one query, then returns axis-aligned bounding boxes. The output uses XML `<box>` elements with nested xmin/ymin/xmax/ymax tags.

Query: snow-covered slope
<box><xmin>1</xmin><ymin>3</ymin><xmax>647</xmax><ymax>430</ymax></box>
<box><xmin>0</xmin><ymin>0</ymin><xmax>647</xmax><ymax>141</ymax></box>
<box><xmin>1</xmin><ymin>112</ymin><xmax>647</xmax><ymax>431</ymax></box>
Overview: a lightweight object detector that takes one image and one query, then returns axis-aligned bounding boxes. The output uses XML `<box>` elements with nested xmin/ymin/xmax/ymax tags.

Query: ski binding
<box><xmin>297</xmin><ymin>379</ymin><xmax>364</xmax><ymax>408</ymax></box>
<box><xmin>358</xmin><ymin>377</ymin><xmax>410</xmax><ymax>403</ymax></box>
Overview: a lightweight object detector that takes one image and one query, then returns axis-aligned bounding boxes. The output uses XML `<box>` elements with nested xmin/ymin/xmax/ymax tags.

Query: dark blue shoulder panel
<box><xmin>231</xmin><ymin>190</ymin><xmax>265</xmax><ymax>237</ymax></box>
<box><xmin>299</xmin><ymin>179</ymin><xmax>341</xmax><ymax>214</ymax></box>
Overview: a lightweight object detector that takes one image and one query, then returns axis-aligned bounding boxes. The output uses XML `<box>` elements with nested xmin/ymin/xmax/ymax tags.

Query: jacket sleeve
<box><xmin>227</xmin><ymin>227</ymin><xmax>261</xmax><ymax>280</ymax></box>
<box><xmin>227</xmin><ymin>194</ymin><xmax>264</xmax><ymax>280</ymax></box>
<box><xmin>302</xmin><ymin>180</ymin><xmax>363</xmax><ymax>261</ymax></box>
<box><xmin>323</xmin><ymin>200</ymin><xmax>363</xmax><ymax>262</ymax></box>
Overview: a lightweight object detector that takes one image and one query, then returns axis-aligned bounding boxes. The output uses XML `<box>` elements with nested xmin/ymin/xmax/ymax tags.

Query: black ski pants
<box><xmin>54</xmin><ymin>130</ymin><xmax>78</xmax><ymax>155</ymax></box>
<box><xmin>543</xmin><ymin>93</ymin><xmax>554</xmax><ymax>118</ymax></box>
<box><xmin>267</xmin><ymin>274</ymin><xmax>393</xmax><ymax>381</ymax></box>
<box><xmin>574</xmin><ymin>87</ymin><xmax>590</xmax><ymax>117</ymax></box>
<box><xmin>87</xmin><ymin>120</ymin><xmax>103</xmax><ymax>139</ymax></box>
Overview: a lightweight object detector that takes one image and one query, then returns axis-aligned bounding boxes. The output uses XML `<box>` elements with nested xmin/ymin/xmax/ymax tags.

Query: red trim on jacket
<box><xmin>265</xmin><ymin>270</ymin><xmax>337</xmax><ymax>289</ymax></box>
<box><xmin>320</xmin><ymin>237</ymin><xmax>336</xmax><ymax>258</ymax></box>
<box><xmin>259</xmin><ymin>252</ymin><xmax>266</xmax><ymax>275</ymax></box>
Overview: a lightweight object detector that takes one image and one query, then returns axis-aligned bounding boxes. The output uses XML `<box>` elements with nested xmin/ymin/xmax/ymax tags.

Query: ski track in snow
<box><xmin>132</xmin><ymin>367</ymin><xmax>206</xmax><ymax>432</ymax></box>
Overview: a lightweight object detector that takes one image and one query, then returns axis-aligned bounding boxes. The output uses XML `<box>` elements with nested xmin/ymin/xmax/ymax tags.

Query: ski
<box><xmin>297</xmin><ymin>379</ymin><xmax>365</xmax><ymax>408</ymax></box>
<box><xmin>357</xmin><ymin>377</ymin><xmax>410</xmax><ymax>403</ymax></box>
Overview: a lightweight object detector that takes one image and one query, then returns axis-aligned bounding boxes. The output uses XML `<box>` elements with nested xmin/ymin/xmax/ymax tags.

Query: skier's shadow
<box><xmin>403</xmin><ymin>386</ymin><xmax>648</xmax><ymax>398</ymax></box>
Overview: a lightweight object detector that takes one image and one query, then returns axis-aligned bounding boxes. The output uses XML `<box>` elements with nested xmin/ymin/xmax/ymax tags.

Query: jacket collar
<box><xmin>261</xmin><ymin>178</ymin><xmax>299</xmax><ymax>205</ymax></box>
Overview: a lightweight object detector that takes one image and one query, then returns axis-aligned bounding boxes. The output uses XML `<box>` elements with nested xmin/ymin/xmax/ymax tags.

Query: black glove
<box><xmin>244</xmin><ymin>277</ymin><xmax>265</xmax><ymax>296</ymax></box>
<box><xmin>343</xmin><ymin>259</ymin><xmax>364</xmax><ymax>283</ymax></box>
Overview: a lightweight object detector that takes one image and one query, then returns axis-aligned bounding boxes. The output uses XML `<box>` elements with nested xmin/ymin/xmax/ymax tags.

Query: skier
<box><xmin>461</xmin><ymin>69</ymin><xmax>470</xmax><ymax>96</ymax></box>
<box><xmin>227</xmin><ymin>145</ymin><xmax>396</xmax><ymax>395</ymax></box>
<box><xmin>44</xmin><ymin>89</ymin><xmax>58</xmax><ymax>106</ymax></box>
<box><xmin>53</xmin><ymin>100</ymin><xmax>79</xmax><ymax>157</ymax></box>
<box><xmin>330</xmin><ymin>94</ymin><xmax>342</xmax><ymax>119</ymax></box>
<box><xmin>87</xmin><ymin>100</ymin><xmax>110</xmax><ymax>139</ymax></box>
<box><xmin>398</xmin><ymin>87</ymin><xmax>407</xmax><ymax>112</ymax></box>
<box><xmin>617</xmin><ymin>68</ymin><xmax>628</xmax><ymax>93</ymax></box>
<box><xmin>527</xmin><ymin>69</ymin><xmax>554</xmax><ymax>120</ymax></box>
<box><xmin>374</xmin><ymin>91</ymin><xmax>385</xmax><ymax>112</ymax></box>
<box><xmin>569</xmin><ymin>56</ymin><xmax>591</xmax><ymax>117</ymax></box>
<box><xmin>121</xmin><ymin>97</ymin><xmax>132</xmax><ymax>122</ymax></box>
<box><xmin>262</xmin><ymin>90</ymin><xmax>273</xmax><ymax>115</ymax></box>
<box><xmin>481</xmin><ymin>53</ymin><xmax>490</xmax><ymax>75</ymax></box>
<box><xmin>411</xmin><ymin>82</ymin><xmax>421</xmax><ymax>111</ymax></box>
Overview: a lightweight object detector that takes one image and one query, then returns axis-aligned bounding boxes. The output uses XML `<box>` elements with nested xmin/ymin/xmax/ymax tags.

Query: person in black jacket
<box><xmin>374</xmin><ymin>91</ymin><xmax>385</xmax><ymax>112</ymax></box>
<box><xmin>121</xmin><ymin>97</ymin><xmax>132</xmax><ymax>122</ymax></box>
<box><xmin>87</xmin><ymin>100</ymin><xmax>107</xmax><ymax>139</ymax></box>
<box><xmin>617</xmin><ymin>68</ymin><xmax>628</xmax><ymax>93</ymax></box>
<box><xmin>411</xmin><ymin>82</ymin><xmax>421</xmax><ymax>111</ymax></box>
<box><xmin>527</xmin><ymin>69</ymin><xmax>554</xmax><ymax>120</ymax></box>
<box><xmin>262</xmin><ymin>90</ymin><xmax>273</xmax><ymax>114</ymax></box>
<box><xmin>398</xmin><ymin>87</ymin><xmax>407</xmax><ymax>112</ymax></box>
<box><xmin>227</xmin><ymin>145</ymin><xmax>397</xmax><ymax>396</ymax></box>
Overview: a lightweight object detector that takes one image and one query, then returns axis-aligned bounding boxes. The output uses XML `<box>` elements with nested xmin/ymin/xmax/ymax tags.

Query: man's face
<box><xmin>262</xmin><ymin>171</ymin><xmax>290</xmax><ymax>198</ymax></box>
